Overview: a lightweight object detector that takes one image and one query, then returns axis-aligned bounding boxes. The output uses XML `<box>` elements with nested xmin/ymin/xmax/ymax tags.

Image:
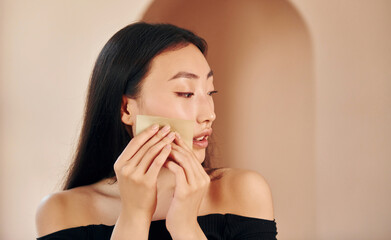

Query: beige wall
<box><xmin>0</xmin><ymin>1</ymin><xmax>390</xmax><ymax>239</ymax></box>
<box><xmin>0</xmin><ymin>1</ymin><xmax>154</xmax><ymax>239</ymax></box>
<box><xmin>291</xmin><ymin>1</ymin><xmax>391</xmax><ymax>239</ymax></box>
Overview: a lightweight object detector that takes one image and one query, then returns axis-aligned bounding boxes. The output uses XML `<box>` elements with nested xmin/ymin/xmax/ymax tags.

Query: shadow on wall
<box><xmin>142</xmin><ymin>0</ymin><xmax>315</xmax><ymax>239</ymax></box>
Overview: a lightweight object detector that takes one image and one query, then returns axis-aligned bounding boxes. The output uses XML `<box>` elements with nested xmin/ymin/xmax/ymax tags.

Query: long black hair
<box><xmin>63</xmin><ymin>22</ymin><xmax>218</xmax><ymax>190</ymax></box>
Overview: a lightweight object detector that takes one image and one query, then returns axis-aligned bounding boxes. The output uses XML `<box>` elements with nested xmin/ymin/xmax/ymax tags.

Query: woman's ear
<box><xmin>121</xmin><ymin>95</ymin><xmax>136</xmax><ymax>126</ymax></box>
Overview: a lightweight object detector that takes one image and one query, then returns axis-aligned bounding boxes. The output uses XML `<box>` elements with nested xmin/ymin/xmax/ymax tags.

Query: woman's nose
<box><xmin>197</xmin><ymin>112</ymin><xmax>216</xmax><ymax>124</ymax></box>
<box><xmin>196</xmin><ymin>98</ymin><xmax>216</xmax><ymax>124</ymax></box>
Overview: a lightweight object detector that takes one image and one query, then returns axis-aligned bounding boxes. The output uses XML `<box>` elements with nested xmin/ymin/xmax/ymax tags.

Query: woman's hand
<box><xmin>113</xmin><ymin>124</ymin><xmax>175</xmax><ymax>220</ymax></box>
<box><xmin>164</xmin><ymin>133</ymin><xmax>210</xmax><ymax>240</ymax></box>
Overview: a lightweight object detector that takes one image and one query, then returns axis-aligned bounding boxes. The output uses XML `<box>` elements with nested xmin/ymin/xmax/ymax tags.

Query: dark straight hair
<box><xmin>63</xmin><ymin>22</ymin><xmax>218</xmax><ymax>190</ymax></box>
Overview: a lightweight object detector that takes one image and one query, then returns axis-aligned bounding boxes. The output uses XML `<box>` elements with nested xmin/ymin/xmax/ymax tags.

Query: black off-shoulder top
<box><xmin>37</xmin><ymin>213</ymin><xmax>278</xmax><ymax>240</ymax></box>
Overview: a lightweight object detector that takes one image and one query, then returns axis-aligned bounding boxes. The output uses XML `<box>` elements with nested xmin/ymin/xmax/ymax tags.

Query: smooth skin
<box><xmin>36</xmin><ymin>44</ymin><xmax>275</xmax><ymax>239</ymax></box>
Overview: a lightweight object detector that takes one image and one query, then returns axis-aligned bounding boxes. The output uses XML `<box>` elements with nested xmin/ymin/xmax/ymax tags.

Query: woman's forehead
<box><xmin>148</xmin><ymin>44</ymin><xmax>211</xmax><ymax>80</ymax></box>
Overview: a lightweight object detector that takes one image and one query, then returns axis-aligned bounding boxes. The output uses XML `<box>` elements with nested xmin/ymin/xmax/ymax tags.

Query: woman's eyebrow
<box><xmin>168</xmin><ymin>69</ymin><xmax>213</xmax><ymax>81</ymax></box>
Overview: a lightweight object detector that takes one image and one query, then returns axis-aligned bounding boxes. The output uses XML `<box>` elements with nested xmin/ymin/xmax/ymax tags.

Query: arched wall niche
<box><xmin>142</xmin><ymin>1</ymin><xmax>315</xmax><ymax>238</ymax></box>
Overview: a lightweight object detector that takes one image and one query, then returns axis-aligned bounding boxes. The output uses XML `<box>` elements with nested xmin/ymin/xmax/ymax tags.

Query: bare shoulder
<box><xmin>216</xmin><ymin>167</ymin><xmax>275</xmax><ymax>220</ymax></box>
<box><xmin>35</xmin><ymin>186</ymin><xmax>95</xmax><ymax>237</ymax></box>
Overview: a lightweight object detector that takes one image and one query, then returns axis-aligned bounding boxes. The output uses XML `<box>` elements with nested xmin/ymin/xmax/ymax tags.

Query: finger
<box><xmin>174</xmin><ymin>132</ymin><xmax>198</xmax><ymax>160</ymax></box>
<box><xmin>164</xmin><ymin>160</ymin><xmax>188</xmax><ymax>193</ymax></box>
<box><xmin>174</xmin><ymin>133</ymin><xmax>210</xmax><ymax>181</ymax></box>
<box><xmin>169</xmin><ymin>146</ymin><xmax>196</xmax><ymax>185</ymax></box>
<box><xmin>172</xmin><ymin>134</ymin><xmax>209</xmax><ymax>184</ymax></box>
<box><xmin>145</xmin><ymin>143</ymin><xmax>172</xmax><ymax>180</ymax></box>
<box><xmin>171</xmin><ymin>141</ymin><xmax>205</xmax><ymax>179</ymax></box>
<box><xmin>136</xmin><ymin>132</ymin><xmax>176</xmax><ymax>173</ymax></box>
<box><xmin>114</xmin><ymin>124</ymin><xmax>159</xmax><ymax>170</ymax></box>
<box><xmin>173</xmin><ymin>132</ymin><xmax>192</xmax><ymax>152</ymax></box>
<box><xmin>129</xmin><ymin>125</ymin><xmax>172</xmax><ymax>167</ymax></box>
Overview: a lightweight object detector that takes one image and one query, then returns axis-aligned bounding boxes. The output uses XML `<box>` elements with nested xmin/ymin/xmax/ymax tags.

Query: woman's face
<box><xmin>128</xmin><ymin>44</ymin><xmax>216</xmax><ymax>163</ymax></box>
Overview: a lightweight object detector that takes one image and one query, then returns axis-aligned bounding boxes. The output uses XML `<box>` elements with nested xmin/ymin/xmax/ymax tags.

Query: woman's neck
<box><xmin>93</xmin><ymin>167</ymin><xmax>176</xmax><ymax>199</ymax></box>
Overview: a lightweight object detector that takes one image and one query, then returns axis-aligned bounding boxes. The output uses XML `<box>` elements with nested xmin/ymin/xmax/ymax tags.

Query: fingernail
<box><xmin>162</xmin><ymin>125</ymin><xmax>171</xmax><ymax>133</ymax></box>
<box><xmin>151</xmin><ymin>124</ymin><xmax>159</xmax><ymax>130</ymax></box>
<box><xmin>168</xmin><ymin>132</ymin><xmax>175</xmax><ymax>139</ymax></box>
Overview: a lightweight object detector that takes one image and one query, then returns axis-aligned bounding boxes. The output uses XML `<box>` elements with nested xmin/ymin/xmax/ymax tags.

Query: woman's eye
<box><xmin>208</xmin><ymin>90</ymin><xmax>218</xmax><ymax>96</ymax></box>
<box><xmin>175</xmin><ymin>91</ymin><xmax>218</xmax><ymax>98</ymax></box>
<box><xmin>176</xmin><ymin>92</ymin><xmax>194</xmax><ymax>98</ymax></box>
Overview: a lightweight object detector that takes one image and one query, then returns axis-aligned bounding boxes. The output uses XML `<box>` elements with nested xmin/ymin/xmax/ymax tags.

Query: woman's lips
<box><xmin>192</xmin><ymin>128</ymin><xmax>212</xmax><ymax>149</ymax></box>
<box><xmin>193</xmin><ymin>136</ymin><xmax>209</xmax><ymax>148</ymax></box>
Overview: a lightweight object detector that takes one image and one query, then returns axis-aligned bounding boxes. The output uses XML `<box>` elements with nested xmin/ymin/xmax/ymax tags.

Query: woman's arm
<box><xmin>163</xmin><ymin>133</ymin><xmax>209</xmax><ymax>240</ymax></box>
<box><xmin>110</xmin><ymin>212</ymin><xmax>152</xmax><ymax>240</ymax></box>
<box><xmin>110</xmin><ymin>124</ymin><xmax>175</xmax><ymax>240</ymax></box>
<box><xmin>36</xmin><ymin>125</ymin><xmax>175</xmax><ymax>239</ymax></box>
